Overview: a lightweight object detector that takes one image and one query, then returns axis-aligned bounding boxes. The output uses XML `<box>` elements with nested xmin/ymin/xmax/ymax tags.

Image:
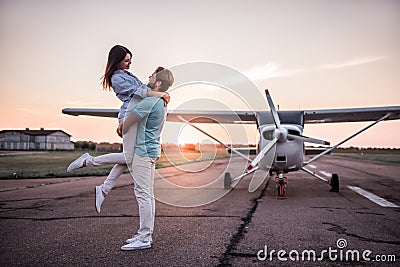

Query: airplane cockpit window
<box><xmin>288</xmin><ymin>129</ymin><xmax>300</xmax><ymax>136</ymax></box>
<box><xmin>288</xmin><ymin>129</ymin><xmax>300</xmax><ymax>141</ymax></box>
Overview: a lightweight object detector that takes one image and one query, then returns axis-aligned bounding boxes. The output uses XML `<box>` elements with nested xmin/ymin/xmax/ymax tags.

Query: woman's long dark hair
<box><xmin>101</xmin><ymin>45</ymin><xmax>132</xmax><ymax>90</ymax></box>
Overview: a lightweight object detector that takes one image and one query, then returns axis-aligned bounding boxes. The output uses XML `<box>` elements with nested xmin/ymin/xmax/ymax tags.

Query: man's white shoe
<box><xmin>121</xmin><ymin>239</ymin><xmax>151</xmax><ymax>251</ymax></box>
<box><xmin>126</xmin><ymin>236</ymin><xmax>153</xmax><ymax>244</ymax></box>
<box><xmin>95</xmin><ymin>186</ymin><xmax>105</xmax><ymax>214</ymax></box>
<box><xmin>67</xmin><ymin>153</ymin><xmax>90</xmax><ymax>172</ymax></box>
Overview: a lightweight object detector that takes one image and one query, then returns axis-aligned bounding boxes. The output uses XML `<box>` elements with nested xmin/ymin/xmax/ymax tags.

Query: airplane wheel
<box><xmin>224</xmin><ymin>172</ymin><xmax>232</xmax><ymax>189</ymax></box>
<box><xmin>330</xmin><ymin>174</ymin><xmax>339</xmax><ymax>192</ymax></box>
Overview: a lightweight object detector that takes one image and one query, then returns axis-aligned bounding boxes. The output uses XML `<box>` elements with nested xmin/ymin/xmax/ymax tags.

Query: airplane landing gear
<box><xmin>275</xmin><ymin>173</ymin><xmax>288</xmax><ymax>199</ymax></box>
<box><xmin>330</xmin><ymin>173</ymin><xmax>339</xmax><ymax>192</ymax></box>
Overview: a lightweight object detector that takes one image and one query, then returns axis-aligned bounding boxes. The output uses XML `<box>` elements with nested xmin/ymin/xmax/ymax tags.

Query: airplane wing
<box><xmin>62</xmin><ymin>108</ymin><xmax>119</xmax><ymax>118</ymax></box>
<box><xmin>167</xmin><ymin>106</ymin><xmax>400</xmax><ymax>124</ymax></box>
<box><xmin>62</xmin><ymin>108</ymin><xmax>258</xmax><ymax>123</ymax></box>
<box><xmin>303</xmin><ymin>106</ymin><xmax>400</xmax><ymax>123</ymax></box>
<box><xmin>166</xmin><ymin>110</ymin><xmax>257</xmax><ymax>124</ymax></box>
<box><xmin>62</xmin><ymin>106</ymin><xmax>400</xmax><ymax>124</ymax></box>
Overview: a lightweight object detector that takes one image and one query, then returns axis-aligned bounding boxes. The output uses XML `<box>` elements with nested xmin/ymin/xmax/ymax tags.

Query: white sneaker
<box><xmin>67</xmin><ymin>153</ymin><xmax>90</xmax><ymax>172</ymax></box>
<box><xmin>126</xmin><ymin>236</ymin><xmax>153</xmax><ymax>244</ymax></box>
<box><xmin>95</xmin><ymin>186</ymin><xmax>105</xmax><ymax>214</ymax></box>
<box><xmin>121</xmin><ymin>239</ymin><xmax>151</xmax><ymax>251</ymax></box>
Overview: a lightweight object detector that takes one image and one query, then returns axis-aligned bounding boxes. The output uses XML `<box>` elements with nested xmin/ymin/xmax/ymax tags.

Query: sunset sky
<box><xmin>0</xmin><ymin>0</ymin><xmax>399</xmax><ymax>147</ymax></box>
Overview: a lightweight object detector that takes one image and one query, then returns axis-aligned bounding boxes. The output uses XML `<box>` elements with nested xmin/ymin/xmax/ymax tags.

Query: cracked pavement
<box><xmin>0</xmin><ymin>156</ymin><xmax>399</xmax><ymax>266</ymax></box>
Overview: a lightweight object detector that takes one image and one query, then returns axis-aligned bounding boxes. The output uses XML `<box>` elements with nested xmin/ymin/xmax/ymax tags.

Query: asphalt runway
<box><xmin>0</xmin><ymin>156</ymin><xmax>399</xmax><ymax>266</ymax></box>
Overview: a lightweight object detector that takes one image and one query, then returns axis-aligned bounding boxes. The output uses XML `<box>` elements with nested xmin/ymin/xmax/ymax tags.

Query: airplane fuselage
<box><xmin>258</xmin><ymin>124</ymin><xmax>304</xmax><ymax>173</ymax></box>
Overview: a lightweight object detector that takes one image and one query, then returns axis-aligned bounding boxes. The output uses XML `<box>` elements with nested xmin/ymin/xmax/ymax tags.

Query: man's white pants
<box><xmin>85</xmin><ymin>123</ymin><xmax>138</xmax><ymax>194</ymax></box>
<box><xmin>131</xmin><ymin>154</ymin><xmax>156</xmax><ymax>242</ymax></box>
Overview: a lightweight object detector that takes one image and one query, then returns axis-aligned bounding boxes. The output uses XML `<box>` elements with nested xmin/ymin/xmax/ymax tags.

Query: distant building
<box><xmin>0</xmin><ymin>128</ymin><xmax>74</xmax><ymax>150</ymax></box>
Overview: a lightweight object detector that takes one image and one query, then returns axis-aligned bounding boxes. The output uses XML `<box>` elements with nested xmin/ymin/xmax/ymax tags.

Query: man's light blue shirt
<box><xmin>132</xmin><ymin>97</ymin><xmax>166</xmax><ymax>158</ymax></box>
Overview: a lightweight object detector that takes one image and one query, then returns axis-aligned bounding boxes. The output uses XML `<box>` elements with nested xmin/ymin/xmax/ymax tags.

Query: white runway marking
<box><xmin>308</xmin><ymin>164</ymin><xmax>317</xmax><ymax>169</ymax></box>
<box><xmin>319</xmin><ymin>171</ymin><xmax>332</xmax><ymax>177</ymax></box>
<box><xmin>347</xmin><ymin>186</ymin><xmax>399</xmax><ymax>208</ymax></box>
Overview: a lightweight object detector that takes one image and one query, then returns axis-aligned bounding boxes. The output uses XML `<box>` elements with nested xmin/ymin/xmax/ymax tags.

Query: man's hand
<box><xmin>162</xmin><ymin>92</ymin><xmax>170</xmax><ymax>106</ymax></box>
<box><xmin>117</xmin><ymin>122</ymin><xmax>123</xmax><ymax>137</ymax></box>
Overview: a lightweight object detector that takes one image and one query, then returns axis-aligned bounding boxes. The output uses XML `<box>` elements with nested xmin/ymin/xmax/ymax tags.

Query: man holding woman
<box><xmin>67</xmin><ymin>45</ymin><xmax>175</xmax><ymax>250</ymax></box>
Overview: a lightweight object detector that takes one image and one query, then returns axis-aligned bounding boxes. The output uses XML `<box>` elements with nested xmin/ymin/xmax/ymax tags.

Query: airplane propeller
<box><xmin>247</xmin><ymin>90</ymin><xmax>280</xmax><ymax>192</ymax></box>
<box><xmin>266</xmin><ymin>89</ymin><xmax>281</xmax><ymax>129</ymax></box>
<box><xmin>287</xmin><ymin>134</ymin><xmax>330</xmax><ymax>146</ymax></box>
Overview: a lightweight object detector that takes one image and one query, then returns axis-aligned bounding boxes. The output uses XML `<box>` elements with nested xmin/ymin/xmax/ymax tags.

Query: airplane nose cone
<box><xmin>275</xmin><ymin>128</ymin><xmax>288</xmax><ymax>143</ymax></box>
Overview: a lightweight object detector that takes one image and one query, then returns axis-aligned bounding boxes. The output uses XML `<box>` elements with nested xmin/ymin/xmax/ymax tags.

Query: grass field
<box><xmin>1</xmin><ymin>150</ymin><xmax>398</xmax><ymax>179</ymax></box>
<box><xmin>0</xmin><ymin>148</ymin><xmax>230</xmax><ymax>179</ymax></box>
<box><xmin>331</xmin><ymin>152</ymin><xmax>400</xmax><ymax>164</ymax></box>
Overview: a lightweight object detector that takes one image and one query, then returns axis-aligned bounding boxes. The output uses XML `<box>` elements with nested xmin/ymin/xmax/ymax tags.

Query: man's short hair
<box><xmin>155</xmin><ymin>68</ymin><xmax>174</xmax><ymax>92</ymax></box>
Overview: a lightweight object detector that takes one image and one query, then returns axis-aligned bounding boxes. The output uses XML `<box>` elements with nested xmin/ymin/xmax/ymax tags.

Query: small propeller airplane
<box><xmin>62</xmin><ymin>89</ymin><xmax>400</xmax><ymax>199</ymax></box>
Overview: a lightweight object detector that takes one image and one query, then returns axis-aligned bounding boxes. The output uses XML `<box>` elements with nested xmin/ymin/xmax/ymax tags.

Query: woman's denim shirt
<box><xmin>111</xmin><ymin>70</ymin><xmax>150</xmax><ymax>121</ymax></box>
